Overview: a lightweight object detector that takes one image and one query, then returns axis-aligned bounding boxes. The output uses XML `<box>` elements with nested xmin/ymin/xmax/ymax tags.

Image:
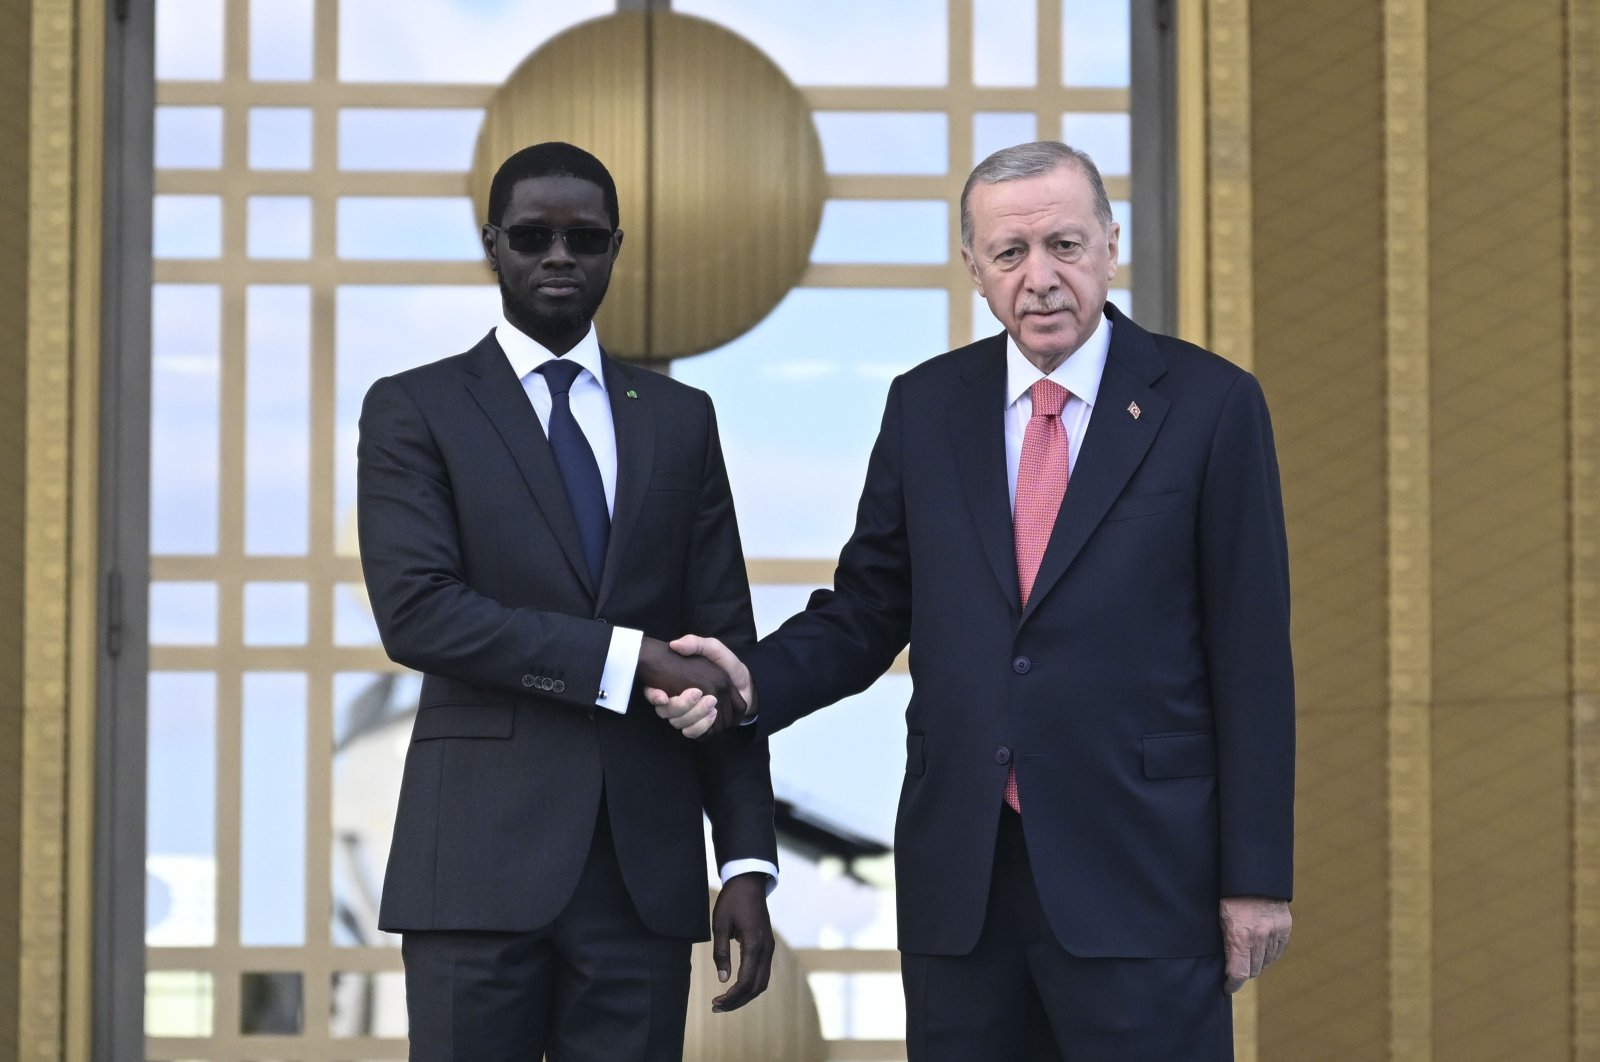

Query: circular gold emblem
<box><xmin>471</xmin><ymin>13</ymin><xmax>825</xmax><ymax>363</ymax></box>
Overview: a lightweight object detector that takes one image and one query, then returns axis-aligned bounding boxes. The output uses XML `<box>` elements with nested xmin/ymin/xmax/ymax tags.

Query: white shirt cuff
<box><xmin>718</xmin><ymin>859</ymin><xmax>779</xmax><ymax>895</ymax></box>
<box><xmin>597</xmin><ymin>625</ymin><xmax>644</xmax><ymax>714</ymax></box>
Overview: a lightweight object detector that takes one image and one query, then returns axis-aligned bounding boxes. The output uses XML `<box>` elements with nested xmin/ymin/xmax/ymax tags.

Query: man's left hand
<box><xmin>1219</xmin><ymin>895</ymin><xmax>1291</xmax><ymax>993</ymax></box>
<box><xmin>709</xmin><ymin>872</ymin><xmax>774</xmax><ymax>1012</ymax></box>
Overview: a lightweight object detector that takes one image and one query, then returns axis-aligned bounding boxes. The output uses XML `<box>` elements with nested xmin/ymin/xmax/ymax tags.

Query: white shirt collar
<box><xmin>1004</xmin><ymin>311</ymin><xmax>1112</xmax><ymax>409</ymax></box>
<box><xmin>495</xmin><ymin>311</ymin><xmax>607</xmax><ymax>391</ymax></box>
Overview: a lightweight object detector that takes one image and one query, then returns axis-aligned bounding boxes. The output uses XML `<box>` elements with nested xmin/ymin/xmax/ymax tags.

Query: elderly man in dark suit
<box><xmin>358</xmin><ymin>141</ymin><xmax>777</xmax><ymax>1061</ymax></box>
<box><xmin>654</xmin><ymin>140</ymin><xmax>1294</xmax><ymax>1060</ymax></box>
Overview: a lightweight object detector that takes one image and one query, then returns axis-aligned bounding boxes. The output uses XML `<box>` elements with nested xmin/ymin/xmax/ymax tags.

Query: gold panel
<box><xmin>1383</xmin><ymin>0</ymin><xmax>1432</xmax><ymax>1058</ymax></box>
<box><xmin>1428</xmin><ymin>1</ymin><xmax>1573</xmax><ymax>1058</ymax></box>
<box><xmin>1247</xmin><ymin>0</ymin><xmax>1391</xmax><ymax>1056</ymax></box>
<box><xmin>21</xmin><ymin>0</ymin><xmax>79</xmax><ymax>1056</ymax></box>
<box><xmin>470</xmin><ymin>12</ymin><xmax>825</xmax><ymax>363</ymax></box>
<box><xmin>1571</xmin><ymin>0</ymin><xmax>1600</xmax><ymax>1050</ymax></box>
<box><xmin>0</xmin><ymin>0</ymin><xmax>29</xmax><ymax>1054</ymax></box>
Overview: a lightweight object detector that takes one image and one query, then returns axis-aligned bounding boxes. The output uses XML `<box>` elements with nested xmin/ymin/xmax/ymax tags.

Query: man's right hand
<box><xmin>637</xmin><ymin>636</ymin><xmax>746</xmax><ymax>735</ymax></box>
<box><xmin>643</xmin><ymin>635</ymin><xmax>755</xmax><ymax>739</ymax></box>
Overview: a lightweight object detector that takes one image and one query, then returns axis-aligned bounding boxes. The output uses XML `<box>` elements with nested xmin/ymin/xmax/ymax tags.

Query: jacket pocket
<box><xmin>411</xmin><ymin>704</ymin><xmax>514</xmax><ymax>741</ymax></box>
<box><xmin>1142</xmin><ymin>731</ymin><xmax>1216</xmax><ymax>779</ymax></box>
<box><xmin>906</xmin><ymin>732</ymin><xmax>926</xmax><ymax>776</ymax></box>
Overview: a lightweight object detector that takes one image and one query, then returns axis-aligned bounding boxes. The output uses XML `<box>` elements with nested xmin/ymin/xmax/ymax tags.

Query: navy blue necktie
<box><xmin>537</xmin><ymin>358</ymin><xmax>609</xmax><ymax>587</ymax></box>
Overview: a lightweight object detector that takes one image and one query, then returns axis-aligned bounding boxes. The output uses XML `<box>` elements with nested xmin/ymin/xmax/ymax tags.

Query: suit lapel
<box><xmin>597</xmin><ymin>354</ymin><xmax>654</xmax><ymax>612</ymax></box>
<box><xmin>949</xmin><ymin>336</ymin><xmax>1021</xmax><ymax>610</ymax></box>
<box><xmin>1021</xmin><ymin>310</ymin><xmax>1170</xmax><ymax>625</ymax></box>
<box><xmin>460</xmin><ymin>332</ymin><xmax>597</xmax><ymax>597</ymax></box>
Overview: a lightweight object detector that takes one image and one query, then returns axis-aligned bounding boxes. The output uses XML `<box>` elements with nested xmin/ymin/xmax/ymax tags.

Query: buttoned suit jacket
<box><xmin>744</xmin><ymin>305</ymin><xmax>1294</xmax><ymax>958</ymax></box>
<box><xmin>357</xmin><ymin>330</ymin><xmax>776</xmax><ymax>941</ymax></box>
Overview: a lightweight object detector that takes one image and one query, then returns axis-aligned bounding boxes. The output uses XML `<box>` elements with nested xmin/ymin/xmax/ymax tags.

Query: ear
<box><xmin>960</xmin><ymin>245</ymin><xmax>984</xmax><ymax>295</ymax></box>
<box><xmin>1104</xmin><ymin>221</ymin><xmax>1121</xmax><ymax>283</ymax></box>
<box><xmin>482</xmin><ymin>224</ymin><xmax>500</xmax><ymax>272</ymax></box>
<box><xmin>611</xmin><ymin>228</ymin><xmax>624</xmax><ymax>261</ymax></box>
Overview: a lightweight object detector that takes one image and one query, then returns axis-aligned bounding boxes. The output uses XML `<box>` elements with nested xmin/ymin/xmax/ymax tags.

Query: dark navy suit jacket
<box><xmin>745</xmin><ymin>305</ymin><xmax>1294</xmax><ymax>958</ymax></box>
<box><xmin>357</xmin><ymin>331</ymin><xmax>776</xmax><ymax>941</ymax></box>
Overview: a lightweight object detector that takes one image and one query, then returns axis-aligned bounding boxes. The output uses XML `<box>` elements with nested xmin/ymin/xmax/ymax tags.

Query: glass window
<box><xmin>811</xmin><ymin>201</ymin><xmax>949</xmax><ymax>265</ymax></box>
<box><xmin>155</xmin><ymin>106</ymin><xmax>223</xmax><ymax>169</ymax></box>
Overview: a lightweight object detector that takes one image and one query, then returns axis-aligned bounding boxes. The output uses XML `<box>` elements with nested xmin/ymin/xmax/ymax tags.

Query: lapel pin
<box><xmin>1127</xmin><ymin>401</ymin><xmax>1141</xmax><ymax>420</ymax></box>
<box><xmin>626</xmin><ymin>389</ymin><xmax>639</xmax><ymax>399</ymax></box>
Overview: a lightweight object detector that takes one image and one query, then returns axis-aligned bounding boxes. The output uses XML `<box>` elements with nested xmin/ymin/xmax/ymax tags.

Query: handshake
<box><xmin>638</xmin><ymin>635</ymin><xmax>751</xmax><ymax>740</ymax></box>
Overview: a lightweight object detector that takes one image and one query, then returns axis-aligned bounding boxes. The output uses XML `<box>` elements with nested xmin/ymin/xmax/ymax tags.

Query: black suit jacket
<box><xmin>744</xmin><ymin>306</ymin><xmax>1294</xmax><ymax>958</ymax></box>
<box><xmin>358</xmin><ymin>330</ymin><xmax>776</xmax><ymax>941</ymax></box>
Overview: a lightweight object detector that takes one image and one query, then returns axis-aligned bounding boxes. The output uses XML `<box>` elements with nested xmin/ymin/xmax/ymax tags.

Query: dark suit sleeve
<box><xmin>744</xmin><ymin>377</ymin><xmax>914</xmax><ymax>735</ymax></box>
<box><xmin>682</xmin><ymin>393</ymin><xmax>778</xmax><ymax>869</ymax></box>
<box><xmin>357</xmin><ymin>374</ymin><xmax>612</xmax><ymax>703</ymax></box>
<box><xmin>1199</xmin><ymin>372</ymin><xmax>1296</xmax><ymax>900</ymax></box>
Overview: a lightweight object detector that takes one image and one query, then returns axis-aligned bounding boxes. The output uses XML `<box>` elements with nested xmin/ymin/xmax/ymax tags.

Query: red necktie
<box><xmin>1007</xmin><ymin>379</ymin><xmax>1071</xmax><ymax>812</ymax></box>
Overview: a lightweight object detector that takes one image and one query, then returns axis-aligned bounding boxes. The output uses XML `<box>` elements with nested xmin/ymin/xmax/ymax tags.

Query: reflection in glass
<box><xmin>246</xmin><ymin>285</ymin><xmax>311</xmax><ymax>555</ymax></box>
<box><xmin>241</xmin><ymin>674</ymin><xmax>308</xmax><ymax>946</ymax></box>
<box><xmin>155</xmin><ymin>0</ymin><xmax>223</xmax><ymax>80</ymax></box>
<box><xmin>672</xmin><ymin>288</ymin><xmax>947</xmax><ymax>558</ymax></box>
<box><xmin>249</xmin><ymin>107</ymin><xmax>314</xmax><ymax>170</ymax></box>
<box><xmin>331</xmin><ymin>970</ymin><xmax>408</xmax><ymax>1038</ymax></box>
<box><xmin>973</xmin><ymin>0</ymin><xmax>1037</xmax><ymax>86</ymax></box>
<box><xmin>1062</xmin><ymin>0</ymin><xmax>1131</xmax><ymax>87</ymax></box>
<box><xmin>241</xmin><ymin>972</ymin><xmax>304</xmax><ymax>1034</ymax></box>
<box><xmin>247</xmin><ymin>196</ymin><xmax>313</xmax><ymax>259</ymax></box>
<box><xmin>149</xmin><ymin>581</ymin><xmax>218</xmax><ymax>646</ymax></box>
<box><xmin>145</xmin><ymin>971</ymin><xmax>214</xmax><ymax>1037</ymax></box>
<box><xmin>1062</xmin><ymin>111</ymin><xmax>1131</xmax><ymax>177</ymax></box>
<box><xmin>338</xmin><ymin>0</ymin><xmax>614</xmax><ymax>84</ymax></box>
<box><xmin>331</xmin><ymin>671</ymin><xmax>421</xmax><ymax>948</ymax></box>
<box><xmin>339</xmin><ymin>109</ymin><xmax>486</xmax><ymax>172</ymax></box>
<box><xmin>153</xmin><ymin>195</ymin><xmax>222</xmax><ymax>259</ymax></box>
<box><xmin>152</xmin><ymin>284</ymin><xmax>221</xmax><ymax>554</ymax></box>
<box><xmin>676</xmin><ymin>0</ymin><xmax>949</xmax><ymax>86</ymax></box>
<box><xmin>812</xmin><ymin>201</ymin><xmax>949</xmax><ymax>265</ymax></box>
<box><xmin>250</xmin><ymin>0</ymin><xmax>313</xmax><ymax>81</ymax></box>
<box><xmin>973</xmin><ymin>112</ymin><xmax>1038</xmax><ymax>167</ymax></box>
<box><xmin>244</xmin><ymin>582</ymin><xmax>309</xmax><ymax>645</ymax></box>
<box><xmin>155</xmin><ymin>106</ymin><xmax>223</xmax><ymax>169</ymax></box>
<box><xmin>147</xmin><ymin>672</ymin><xmax>217</xmax><ymax>947</ymax></box>
<box><xmin>337</xmin><ymin>197</ymin><xmax>482</xmax><ymax>260</ymax></box>
<box><xmin>813</xmin><ymin>112</ymin><xmax>947</xmax><ymax>176</ymax></box>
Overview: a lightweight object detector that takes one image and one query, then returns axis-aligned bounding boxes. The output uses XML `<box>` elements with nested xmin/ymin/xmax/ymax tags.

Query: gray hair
<box><xmin>959</xmin><ymin>141</ymin><xmax>1114</xmax><ymax>249</ymax></box>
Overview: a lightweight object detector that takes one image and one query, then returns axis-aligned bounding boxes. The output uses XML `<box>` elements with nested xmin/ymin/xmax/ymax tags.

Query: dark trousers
<box><xmin>902</xmin><ymin>806</ymin><xmax>1232</xmax><ymax>1062</ymax></box>
<box><xmin>401</xmin><ymin>810</ymin><xmax>693</xmax><ymax>1062</ymax></box>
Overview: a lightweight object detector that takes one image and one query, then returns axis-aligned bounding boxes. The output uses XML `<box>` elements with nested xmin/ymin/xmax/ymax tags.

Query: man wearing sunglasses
<box><xmin>356</xmin><ymin>142</ymin><xmax>778</xmax><ymax>1061</ymax></box>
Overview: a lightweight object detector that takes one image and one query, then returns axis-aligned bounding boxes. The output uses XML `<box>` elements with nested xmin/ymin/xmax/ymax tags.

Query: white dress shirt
<box><xmin>496</xmin><ymin>313</ymin><xmax>777</xmax><ymax>888</ymax></box>
<box><xmin>1004</xmin><ymin>313</ymin><xmax>1112</xmax><ymax>508</ymax></box>
<box><xmin>496</xmin><ymin>314</ymin><xmax>642</xmax><ymax>714</ymax></box>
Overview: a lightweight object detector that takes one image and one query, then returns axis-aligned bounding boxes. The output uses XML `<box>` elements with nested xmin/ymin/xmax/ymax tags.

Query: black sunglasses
<box><xmin>489</xmin><ymin>223</ymin><xmax>616</xmax><ymax>256</ymax></box>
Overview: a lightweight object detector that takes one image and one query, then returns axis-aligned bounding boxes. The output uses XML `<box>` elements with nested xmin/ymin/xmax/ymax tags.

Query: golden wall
<box><xmin>0</xmin><ymin>0</ymin><xmax>32</xmax><ymax>1054</ymax></box>
<box><xmin>0</xmin><ymin>0</ymin><xmax>1596</xmax><ymax>1057</ymax></box>
<box><xmin>1241</xmin><ymin>0</ymin><xmax>1600</xmax><ymax>1058</ymax></box>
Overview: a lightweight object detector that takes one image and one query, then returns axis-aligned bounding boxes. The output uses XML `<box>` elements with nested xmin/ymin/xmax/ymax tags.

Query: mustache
<box><xmin>1018</xmin><ymin>294</ymin><xmax>1073</xmax><ymax>315</ymax></box>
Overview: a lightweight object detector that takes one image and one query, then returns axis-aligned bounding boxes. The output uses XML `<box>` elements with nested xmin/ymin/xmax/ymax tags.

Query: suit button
<box><xmin>522</xmin><ymin>674</ymin><xmax>536</xmax><ymax>688</ymax></box>
<box><xmin>1012</xmin><ymin>656</ymin><xmax>1031</xmax><ymax>674</ymax></box>
<box><xmin>553</xmin><ymin>680</ymin><xmax>566</xmax><ymax>694</ymax></box>
<box><xmin>995</xmin><ymin>747</ymin><xmax>1012</xmax><ymax>765</ymax></box>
